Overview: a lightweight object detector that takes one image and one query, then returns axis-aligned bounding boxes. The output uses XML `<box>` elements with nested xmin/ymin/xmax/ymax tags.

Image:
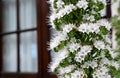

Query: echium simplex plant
<box><xmin>48</xmin><ymin>0</ymin><xmax>120</xmax><ymax>78</ymax></box>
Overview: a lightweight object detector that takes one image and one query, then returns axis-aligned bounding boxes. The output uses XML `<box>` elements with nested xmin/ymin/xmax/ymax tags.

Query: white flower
<box><xmin>78</xmin><ymin>23</ymin><xmax>88</xmax><ymax>33</ymax></box>
<box><xmin>62</xmin><ymin>24</ymin><xmax>75</xmax><ymax>33</ymax></box>
<box><xmin>86</xmin><ymin>15</ymin><xmax>95</xmax><ymax>22</ymax></box>
<box><xmin>109</xmin><ymin>51</ymin><xmax>118</xmax><ymax>59</ymax></box>
<box><xmin>106</xmin><ymin>45</ymin><xmax>119</xmax><ymax>59</ymax></box>
<box><xmin>92</xmin><ymin>66</ymin><xmax>111</xmax><ymax>78</ymax></box>
<box><xmin>56</xmin><ymin>0</ymin><xmax>64</xmax><ymax>9</ymax></box>
<box><xmin>83</xmin><ymin>14</ymin><xmax>89</xmax><ymax>20</ymax></box>
<box><xmin>99</xmin><ymin>7</ymin><xmax>106</xmax><ymax>17</ymax></box>
<box><xmin>97</xmin><ymin>19</ymin><xmax>112</xmax><ymax>31</ymax></box>
<box><xmin>91</xmin><ymin>10</ymin><xmax>96</xmax><ymax>14</ymax></box>
<box><xmin>68</xmin><ymin>42</ymin><xmax>81</xmax><ymax>53</ymax></box>
<box><xmin>58</xmin><ymin>65</ymin><xmax>75</xmax><ymax>74</ymax></box>
<box><xmin>88</xmin><ymin>23</ymin><xmax>100</xmax><ymax>33</ymax></box>
<box><xmin>49</xmin><ymin>13</ymin><xmax>57</xmax><ymax>28</ymax></box>
<box><xmin>78</xmin><ymin>23</ymin><xmax>100</xmax><ymax>34</ymax></box>
<box><xmin>83</xmin><ymin>61</ymin><xmax>98</xmax><ymax>69</ymax></box>
<box><xmin>81</xmin><ymin>45</ymin><xmax>92</xmax><ymax>53</ymax></box>
<box><xmin>50</xmin><ymin>32</ymin><xmax>68</xmax><ymax>49</ymax></box>
<box><xmin>111</xmin><ymin>61</ymin><xmax>119</xmax><ymax>70</ymax></box>
<box><xmin>76</xmin><ymin>0</ymin><xmax>88</xmax><ymax>10</ymax></box>
<box><xmin>100</xmin><ymin>57</ymin><xmax>119</xmax><ymax>70</ymax></box>
<box><xmin>48</xmin><ymin>0</ymin><xmax>54</xmax><ymax>11</ymax></box>
<box><xmin>100</xmin><ymin>57</ymin><xmax>111</xmax><ymax>65</ymax></box>
<box><xmin>49</xmin><ymin>48</ymin><xmax>68</xmax><ymax>72</ymax></box>
<box><xmin>71</xmin><ymin>70</ymin><xmax>87</xmax><ymax>78</ymax></box>
<box><xmin>94</xmin><ymin>40</ymin><xmax>105</xmax><ymax>50</ymax></box>
<box><xmin>75</xmin><ymin>45</ymin><xmax>92</xmax><ymax>63</ymax></box>
<box><xmin>89</xmin><ymin>15</ymin><xmax>95</xmax><ymax>22</ymax></box>
<box><xmin>57</xmin><ymin>4</ymin><xmax>76</xmax><ymax>19</ymax></box>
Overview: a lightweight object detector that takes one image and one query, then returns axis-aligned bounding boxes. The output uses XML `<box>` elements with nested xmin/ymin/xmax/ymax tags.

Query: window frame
<box><xmin>0</xmin><ymin>0</ymin><xmax>49</xmax><ymax>78</ymax></box>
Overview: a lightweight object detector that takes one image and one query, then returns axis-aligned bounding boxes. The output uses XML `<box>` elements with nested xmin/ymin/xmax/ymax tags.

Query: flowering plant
<box><xmin>48</xmin><ymin>0</ymin><xmax>120</xmax><ymax>78</ymax></box>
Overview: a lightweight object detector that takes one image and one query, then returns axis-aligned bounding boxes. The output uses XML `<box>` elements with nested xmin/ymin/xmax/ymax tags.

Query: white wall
<box><xmin>111</xmin><ymin>1</ymin><xmax>119</xmax><ymax>49</ymax></box>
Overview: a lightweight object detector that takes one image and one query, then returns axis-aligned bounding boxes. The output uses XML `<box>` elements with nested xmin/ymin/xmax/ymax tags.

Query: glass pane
<box><xmin>20</xmin><ymin>0</ymin><xmax>37</xmax><ymax>29</ymax></box>
<box><xmin>50</xmin><ymin>29</ymin><xmax>56</xmax><ymax>61</ymax></box>
<box><xmin>3</xmin><ymin>34</ymin><xmax>17</xmax><ymax>72</ymax></box>
<box><xmin>20</xmin><ymin>31</ymin><xmax>38</xmax><ymax>72</ymax></box>
<box><xmin>2</xmin><ymin>0</ymin><xmax>17</xmax><ymax>32</ymax></box>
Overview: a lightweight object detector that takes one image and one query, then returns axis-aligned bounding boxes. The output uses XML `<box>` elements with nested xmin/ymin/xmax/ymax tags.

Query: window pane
<box><xmin>3</xmin><ymin>34</ymin><xmax>17</xmax><ymax>72</ymax></box>
<box><xmin>2</xmin><ymin>0</ymin><xmax>17</xmax><ymax>32</ymax></box>
<box><xmin>20</xmin><ymin>31</ymin><xmax>38</xmax><ymax>72</ymax></box>
<box><xmin>20</xmin><ymin>0</ymin><xmax>37</xmax><ymax>29</ymax></box>
<box><xmin>50</xmin><ymin>29</ymin><xmax>56</xmax><ymax>61</ymax></box>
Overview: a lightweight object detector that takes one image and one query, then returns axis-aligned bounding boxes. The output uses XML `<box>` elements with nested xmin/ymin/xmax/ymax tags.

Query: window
<box><xmin>2</xmin><ymin>0</ymin><xmax>37</xmax><ymax>73</ymax></box>
<box><xmin>0</xmin><ymin>0</ymin><xmax>50</xmax><ymax>78</ymax></box>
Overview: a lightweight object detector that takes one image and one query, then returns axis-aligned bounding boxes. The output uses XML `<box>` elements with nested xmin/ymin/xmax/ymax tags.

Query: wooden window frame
<box><xmin>0</xmin><ymin>0</ymin><xmax>49</xmax><ymax>78</ymax></box>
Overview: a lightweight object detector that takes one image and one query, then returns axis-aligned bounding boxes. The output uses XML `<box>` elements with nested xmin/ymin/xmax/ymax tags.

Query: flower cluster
<box><xmin>75</xmin><ymin>45</ymin><xmax>92</xmax><ymax>63</ymax></box>
<box><xmin>48</xmin><ymin>0</ymin><xmax>106</xmax><ymax>30</ymax></box>
<box><xmin>92</xmin><ymin>66</ymin><xmax>111</xmax><ymax>78</ymax></box>
<box><xmin>48</xmin><ymin>0</ymin><xmax>119</xmax><ymax>78</ymax></box>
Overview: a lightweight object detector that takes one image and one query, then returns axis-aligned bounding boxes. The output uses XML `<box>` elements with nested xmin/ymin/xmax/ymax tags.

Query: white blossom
<box><xmin>57</xmin><ymin>4</ymin><xmax>77</xmax><ymax>19</ymax></box>
<box><xmin>56</xmin><ymin>0</ymin><xmax>64</xmax><ymax>9</ymax></box>
<box><xmin>97</xmin><ymin>19</ymin><xmax>112</xmax><ymax>31</ymax></box>
<box><xmin>71</xmin><ymin>70</ymin><xmax>87</xmax><ymax>78</ymax></box>
<box><xmin>87</xmin><ymin>15</ymin><xmax>95</xmax><ymax>22</ymax></box>
<box><xmin>110</xmin><ymin>61</ymin><xmax>119</xmax><ymax>70</ymax></box>
<box><xmin>58</xmin><ymin>65</ymin><xmax>75</xmax><ymax>74</ymax></box>
<box><xmin>76</xmin><ymin>0</ymin><xmax>88</xmax><ymax>10</ymax></box>
<box><xmin>62</xmin><ymin>24</ymin><xmax>75</xmax><ymax>33</ymax></box>
<box><xmin>99</xmin><ymin>7</ymin><xmax>106</xmax><ymax>17</ymax></box>
<box><xmin>49</xmin><ymin>13</ymin><xmax>57</xmax><ymax>28</ymax></box>
<box><xmin>82</xmin><ymin>61</ymin><xmax>98</xmax><ymax>69</ymax></box>
<box><xmin>49</xmin><ymin>48</ymin><xmax>68</xmax><ymax>72</ymax></box>
<box><xmin>68</xmin><ymin>42</ymin><xmax>81</xmax><ymax>53</ymax></box>
<box><xmin>83</xmin><ymin>14</ymin><xmax>89</xmax><ymax>20</ymax></box>
<box><xmin>50</xmin><ymin>32</ymin><xmax>68</xmax><ymax>49</ymax></box>
<box><xmin>75</xmin><ymin>45</ymin><xmax>92</xmax><ymax>63</ymax></box>
<box><xmin>94</xmin><ymin>40</ymin><xmax>105</xmax><ymax>50</ymax></box>
<box><xmin>78</xmin><ymin>23</ymin><xmax>100</xmax><ymax>34</ymax></box>
<box><xmin>92</xmin><ymin>66</ymin><xmax>111</xmax><ymax>78</ymax></box>
<box><xmin>78</xmin><ymin>23</ymin><xmax>88</xmax><ymax>33</ymax></box>
<box><xmin>109</xmin><ymin>50</ymin><xmax>119</xmax><ymax>59</ymax></box>
<box><xmin>100</xmin><ymin>57</ymin><xmax>119</xmax><ymax>70</ymax></box>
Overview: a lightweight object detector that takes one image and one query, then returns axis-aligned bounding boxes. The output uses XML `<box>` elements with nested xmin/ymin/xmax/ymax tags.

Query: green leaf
<box><xmin>60</xmin><ymin>58</ymin><xmax>70</xmax><ymax>67</ymax></box>
<box><xmin>54</xmin><ymin>40</ymin><xmax>68</xmax><ymax>52</ymax></box>
<box><xmin>97</xmin><ymin>2</ymin><xmax>104</xmax><ymax>11</ymax></box>
<box><xmin>99</xmin><ymin>26</ymin><xmax>109</xmax><ymax>35</ymax></box>
<box><xmin>53</xmin><ymin>0</ymin><xmax>58</xmax><ymax>9</ymax></box>
<box><xmin>103</xmin><ymin>49</ymin><xmax>113</xmax><ymax>60</ymax></box>
<box><xmin>105</xmin><ymin>64</ymin><xmax>117</xmax><ymax>75</ymax></box>
<box><xmin>67</xmin><ymin>29</ymin><xmax>77</xmax><ymax>38</ymax></box>
<box><xmin>84</xmin><ymin>66</ymin><xmax>94</xmax><ymax>78</ymax></box>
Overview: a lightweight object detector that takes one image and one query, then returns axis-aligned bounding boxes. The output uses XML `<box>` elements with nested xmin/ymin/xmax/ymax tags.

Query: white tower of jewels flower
<box><xmin>48</xmin><ymin>0</ymin><xmax>120</xmax><ymax>78</ymax></box>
